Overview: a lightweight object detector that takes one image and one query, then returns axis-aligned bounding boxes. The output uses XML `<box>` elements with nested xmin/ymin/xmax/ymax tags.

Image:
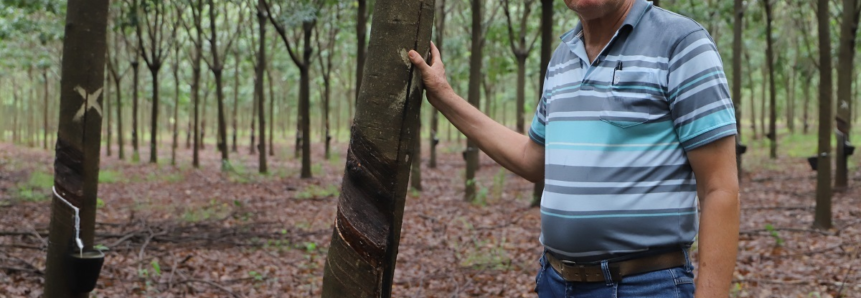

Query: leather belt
<box><xmin>546</xmin><ymin>250</ymin><xmax>687</xmax><ymax>283</ymax></box>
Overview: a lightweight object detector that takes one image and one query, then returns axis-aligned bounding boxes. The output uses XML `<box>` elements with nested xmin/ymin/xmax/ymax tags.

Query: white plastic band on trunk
<box><xmin>52</xmin><ymin>186</ymin><xmax>84</xmax><ymax>256</ymax></box>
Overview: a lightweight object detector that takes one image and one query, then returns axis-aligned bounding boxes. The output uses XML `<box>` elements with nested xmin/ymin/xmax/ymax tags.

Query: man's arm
<box><xmin>408</xmin><ymin>42</ymin><xmax>544</xmax><ymax>182</ymax></box>
<box><xmin>687</xmin><ymin>135</ymin><xmax>739</xmax><ymax>298</ymax></box>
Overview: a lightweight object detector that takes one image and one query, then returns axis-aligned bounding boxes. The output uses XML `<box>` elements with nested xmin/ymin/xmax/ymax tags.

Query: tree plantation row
<box><xmin>1</xmin><ymin>0</ymin><xmax>859</xmax><ymax>179</ymax></box>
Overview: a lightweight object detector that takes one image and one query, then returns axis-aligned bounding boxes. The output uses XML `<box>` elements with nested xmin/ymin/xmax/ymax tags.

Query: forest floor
<box><xmin>1</xmin><ymin>137</ymin><xmax>861</xmax><ymax>298</ymax></box>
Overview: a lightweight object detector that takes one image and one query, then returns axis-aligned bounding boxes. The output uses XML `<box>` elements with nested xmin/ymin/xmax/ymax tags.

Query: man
<box><xmin>408</xmin><ymin>0</ymin><xmax>738</xmax><ymax>297</ymax></box>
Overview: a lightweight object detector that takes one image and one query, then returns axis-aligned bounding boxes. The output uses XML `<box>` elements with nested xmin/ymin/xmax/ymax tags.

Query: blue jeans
<box><xmin>534</xmin><ymin>253</ymin><xmax>695</xmax><ymax>298</ymax></box>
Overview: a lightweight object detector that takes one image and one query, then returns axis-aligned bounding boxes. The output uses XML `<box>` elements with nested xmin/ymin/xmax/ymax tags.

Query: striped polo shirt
<box><xmin>528</xmin><ymin>0</ymin><xmax>737</xmax><ymax>259</ymax></box>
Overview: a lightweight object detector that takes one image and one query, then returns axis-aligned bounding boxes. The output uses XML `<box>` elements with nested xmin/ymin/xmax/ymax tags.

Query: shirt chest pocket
<box><xmin>600</xmin><ymin>70</ymin><xmax>663</xmax><ymax>129</ymax></box>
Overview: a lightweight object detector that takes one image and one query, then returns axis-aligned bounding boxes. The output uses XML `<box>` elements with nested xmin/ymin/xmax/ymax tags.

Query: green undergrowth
<box><xmin>98</xmin><ymin>170</ymin><xmax>124</xmax><ymax>183</ymax></box>
<box><xmin>295</xmin><ymin>184</ymin><xmax>339</xmax><ymax>200</ymax></box>
<box><xmin>454</xmin><ymin>218</ymin><xmax>512</xmax><ymax>270</ymax></box>
<box><xmin>15</xmin><ymin>171</ymin><xmax>53</xmax><ymax>202</ymax></box>
<box><xmin>181</xmin><ymin>199</ymin><xmax>232</xmax><ymax>222</ymax></box>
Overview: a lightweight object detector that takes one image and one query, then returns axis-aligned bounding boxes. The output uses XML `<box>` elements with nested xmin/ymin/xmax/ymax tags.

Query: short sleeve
<box><xmin>528</xmin><ymin>93</ymin><xmax>548</xmax><ymax>146</ymax></box>
<box><xmin>667</xmin><ymin>29</ymin><xmax>737</xmax><ymax>151</ymax></box>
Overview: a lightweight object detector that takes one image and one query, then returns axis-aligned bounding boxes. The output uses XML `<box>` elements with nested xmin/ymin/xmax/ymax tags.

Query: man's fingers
<box><xmin>408</xmin><ymin>50</ymin><xmax>429</xmax><ymax>72</ymax></box>
<box><xmin>429</xmin><ymin>41</ymin><xmax>441</xmax><ymax>66</ymax></box>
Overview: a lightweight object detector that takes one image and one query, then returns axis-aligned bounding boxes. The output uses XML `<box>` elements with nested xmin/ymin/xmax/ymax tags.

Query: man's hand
<box><xmin>408</xmin><ymin>42</ymin><xmax>452</xmax><ymax>100</ymax></box>
<box><xmin>405</xmin><ymin>41</ymin><xmax>544</xmax><ymax>183</ymax></box>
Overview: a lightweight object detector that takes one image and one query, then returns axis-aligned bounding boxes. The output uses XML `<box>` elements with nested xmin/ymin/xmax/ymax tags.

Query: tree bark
<box><xmin>148</xmin><ymin>69</ymin><xmax>160</xmax><ymax>163</ymax></box>
<box><xmin>206</xmin><ymin>0</ymin><xmax>230</xmax><ymax>170</ymax></box>
<box><xmin>764</xmin><ymin>0</ymin><xmax>777</xmax><ymax>159</ymax></box>
<box><xmin>43</xmin><ymin>0</ymin><xmax>109</xmax><ymax>296</ymax></box>
<box><xmin>834</xmin><ymin>0</ymin><xmax>859</xmax><ymax>190</ymax></box>
<box><xmin>321</xmin><ymin>0</ymin><xmax>434</xmax><ymax>295</ymax></box>
<box><xmin>269</xmin><ymin>68</ymin><xmax>275</xmax><ymax>157</ymax></box>
<box><xmin>111</xmin><ymin>65</ymin><xmax>124</xmax><ymax>160</ymax></box>
<box><xmin>464</xmin><ymin>0</ymin><xmax>484</xmax><ymax>202</ymax></box>
<box><xmin>171</xmin><ymin>51</ymin><xmax>180</xmax><ymax>166</ymax></box>
<box><xmin>256</xmin><ymin>0</ymin><xmax>268</xmax><ymax>174</ymax></box>
<box><xmin>232</xmin><ymin>51</ymin><xmax>240</xmax><ymax>153</ymax></box>
<box><xmin>131</xmin><ymin>60</ymin><xmax>140</xmax><ymax>161</ymax></box>
<box><xmin>813</xmin><ymin>0</ymin><xmax>834</xmax><ymax>230</ymax></box>
<box><xmin>355</xmin><ymin>0</ymin><xmax>367</xmax><ymax>103</ymax></box>
<box><xmin>429</xmin><ymin>0</ymin><xmax>446</xmax><ymax>169</ymax></box>
<box><xmin>192</xmin><ymin>30</ymin><xmax>202</xmax><ymax>167</ymax></box>
<box><xmin>44</xmin><ymin>70</ymin><xmax>51</xmax><ymax>151</ymax></box>
<box><xmin>803</xmin><ymin>73</ymin><xmax>812</xmax><ymax>134</ymax></box>
<box><xmin>732</xmin><ymin>0</ymin><xmax>744</xmax><ymax>181</ymax></box>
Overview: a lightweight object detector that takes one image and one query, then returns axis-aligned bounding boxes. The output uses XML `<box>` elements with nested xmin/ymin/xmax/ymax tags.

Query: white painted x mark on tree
<box><xmin>73</xmin><ymin>85</ymin><xmax>103</xmax><ymax>122</ymax></box>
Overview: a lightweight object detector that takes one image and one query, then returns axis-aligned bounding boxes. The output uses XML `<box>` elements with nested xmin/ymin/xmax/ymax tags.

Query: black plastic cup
<box><xmin>66</xmin><ymin>249</ymin><xmax>105</xmax><ymax>293</ymax></box>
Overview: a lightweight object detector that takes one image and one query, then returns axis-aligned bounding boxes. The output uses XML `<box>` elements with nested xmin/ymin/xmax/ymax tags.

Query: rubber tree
<box><xmin>256</xmin><ymin>0</ymin><xmax>268</xmax><ymax>173</ymax></box>
<box><xmin>265</xmin><ymin>0</ymin><xmax>318</xmax><ymax>178</ymax></box>
<box><xmin>43</xmin><ymin>0</ymin><xmax>109</xmax><ymax>296</ymax></box>
<box><xmin>834</xmin><ymin>0</ymin><xmax>860</xmax><ymax>190</ymax></box>
<box><xmin>177</xmin><ymin>0</ymin><xmax>204</xmax><ymax>168</ymax></box>
<box><xmin>106</xmin><ymin>6</ymin><xmax>130</xmax><ymax>160</ymax></box>
<box><xmin>315</xmin><ymin>3</ymin><xmax>341</xmax><ymax>160</ymax></box>
<box><xmin>464</xmin><ymin>0</ymin><xmax>484</xmax><ymax>201</ymax></box>
<box><xmin>204</xmin><ymin>0</ymin><xmax>244</xmax><ymax>171</ymax></box>
<box><xmin>136</xmin><ymin>0</ymin><xmax>178</xmax><ymax>164</ymax></box>
<box><xmin>813</xmin><ymin>0</ymin><xmax>834</xmax><ymax>230</ymax></box>
<box><xmin>763</xmin><ymin>0</ymin><xmax>777</xmax><ymax>159</ymax></box>
<box><xmin>428</xmin><ymin>0</ymin><xmax>445</xmax><ymax>169</ymax></box>
<box><xmin>120</xmin><ymin>0</ymin><xmax>143</xmax><ymax>162</ymax></box>
<box><xmin>502</xmin><ymin>0</ymin><xmax>538</xmax><ymax>134</ymax></box>
<box><xmin>320</xmin><ymin>0</ymin><xmax>434</xmax><ymax>295</ymax></box>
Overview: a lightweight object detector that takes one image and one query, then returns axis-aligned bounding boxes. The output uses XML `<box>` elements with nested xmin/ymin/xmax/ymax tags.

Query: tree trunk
<box><xmin>515</xmin><ymin>56</ymin><xmax>527</xmax><ymax>133</ymax></box>
<box><xmin>299</xmin><ymin>21</ymin><xmax>314</xmax><ymax>179</ymax></box>
<box><xmin>232</xmin><ymin>52</ymin><xmax>240</xmax><ymax>153</ymax></box>
<box><xmin>355</xmin><ymin>0</ymin><xmax>367</xmax><ymax>103</ymax></box>
<box><xmin>214</xmin><ymin>68</ymin><xmax>229</xmax><ymax>168</ymax></box>
<box><xmin>113</xmin><ymin>72</ymin><xmax>124</xmax><ymax>160</ymax></box>
<box><xmin>834</xmin><ymin>0</ymin><xmax>859</xmax><ymax>190</ymax></box>
<box><xmin>759</xmin><ymin>65</ymin><xmax>766</xmax><ymax>141</ymax></box>
<box><xmin>787</xmin><ymin>53</ymin><xmax>796</xmax><ymax>133</ymax></box>
<box><xmin>131</xmin><ymin>60</ymin><xmax>140</xmax><ymax>161</ymax></box>
<box><xmin>746</xmin><ymin>54</ymin><xmax>757</xmax><ymax>139</ymax></box>
<box><xmin>250</xmin><ymin>82</ymin><xmax>257</xmax><ymax>155</ymax></box>
<box><xmin>43</xmin><ymin>0</ymin><xmax>109</xmax><ymax>296</ymax></box>
<box><xmin>429</xmin><ymin>0</ymin><xmax>446</xmax><ymax>169</ymax></box>
<box><xmin>172</xmin><ymin>58</ymin><xmax>180</xmax><ymax>166</ymax></box>
<box><xmin>44</xmin><ymin>70</ymin><xmax>51</xmax><ymax>150</ymax></box>
<box><xmin>764</xmin><ymin>0</ymin><xmax>777</xmax><ymax>159</ymax></box>
<box><xmin>149</xmin><ymin>69</ymin><xmax>160</xmax><ymax>163</ymax></box>
<box><xmin>321</xmin><ymin>0</ymin><xmax>434</xmax><ymax>295</ymax></box>
<box><xmin>803</xmin><ymin>74</ymin><xmax>812</xmax><ymax>134</ymax></box>
<box><xmin>256</xmin><ymin>1</ymin><xmax>268</xmax><ymax>174</ymax></box>
<box><xmin>464</xmin><ymin>0</ymin><xmax>483</xmax><ymax>202</ymax></box>
<box><xmin>813</xmin><ymin>0</ymin><xmax>834</xmax><ymax>230</ymax></box>
<box><xmin>192</xmin><ymin>45</ymin><xmax>202</xmax><ymax>168</ymax></box>
<box><xmin>323</xmin><ymin>74</ymin><xmax>331</xmax><ymax>159</ymax></box>
<box><xmin>268</xmin><ymin>68</ymin><xmax>275</xmax><ymax>157</ymax></box>
<box><xmin>732</xmin><ymin>0</ymin><xmax>743</xmax><ymax>181</ymax></box>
